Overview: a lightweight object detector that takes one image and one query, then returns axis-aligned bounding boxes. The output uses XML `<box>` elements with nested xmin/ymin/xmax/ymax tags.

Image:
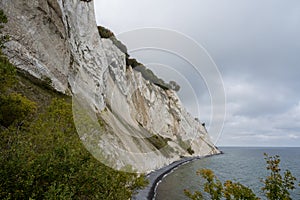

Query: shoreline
<box><xmin>132</xmin><ymin>152</ymin><xmax>223</xmax><ymax>200</ymax></box>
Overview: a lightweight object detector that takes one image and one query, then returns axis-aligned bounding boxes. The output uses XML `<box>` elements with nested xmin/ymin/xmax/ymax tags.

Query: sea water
<box><xmin>156</xmin><ymin>147</ymin><xmax>300</xmax><ymax>200</ymax></box>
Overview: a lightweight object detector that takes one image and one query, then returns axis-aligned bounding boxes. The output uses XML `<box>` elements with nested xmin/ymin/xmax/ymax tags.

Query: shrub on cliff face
<box><xmin>184</xmin><ymin>154</ymin><xmax>298</xmax><ymax>200</ymax></box>
<box><xmin>0</xmin><ymin>54</ymin><xmax>16</xmax><ymax>93</ymax></box>
<box><xmin>97</xmin><ymin>25</ymin><xmax>128</xmax><ymax>55</ymax></box>
<box><xmin>169</xmin><ymin>80</ymin><xmax>181</xmax><ymax>92</ymax></box>
<box><xmin>0</xmin><ymin>9</ymin><xmax>9</xmax><ymax>49</ymax></box>
<box><xmin>98</xmin><ymin>25</ymin><xmax>115</xmax><ymax>39</ymax></box>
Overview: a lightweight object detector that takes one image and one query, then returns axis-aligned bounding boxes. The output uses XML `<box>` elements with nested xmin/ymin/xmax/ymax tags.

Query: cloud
<box><xmin>220</xmin><ymin>101</ymin><xmax>300</xmax><ymax>146</ymax></box>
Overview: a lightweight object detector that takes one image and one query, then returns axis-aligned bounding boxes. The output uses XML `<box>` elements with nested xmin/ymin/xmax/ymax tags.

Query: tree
<box><xmin>223</xmin><ymin>180</ymin><xmax>259</xmax><ymax>200</ymax></box>
<box><xmin>184</xmin><ymin>154</ymin><xmax>298</xmax><ymax>200</ymax></box>
<box><xmin>261</xmin><ymin>153</ymin><xmax>297</xmax><ymax>200</ymax></box>
<box><xmin>184</xmin><ymin>169</ymin><xmax>258</xmax><ymax>200</ymax></box>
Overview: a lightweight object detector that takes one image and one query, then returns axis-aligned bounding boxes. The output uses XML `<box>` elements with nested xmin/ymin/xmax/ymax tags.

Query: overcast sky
<box><xmin>94</xmin><ymin>0</ymin><xmax>300</xmax><ymax>147</ymax></box>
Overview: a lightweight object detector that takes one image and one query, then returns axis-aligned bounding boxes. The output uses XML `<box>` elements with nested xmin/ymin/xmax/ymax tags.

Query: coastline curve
<box><xmin>132</xmin><ymin>151</ymin><xmax>223</xmax><ymax>200</ymax></box>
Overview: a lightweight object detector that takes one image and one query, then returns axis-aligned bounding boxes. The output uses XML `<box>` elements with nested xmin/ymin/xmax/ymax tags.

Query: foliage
<box><xmin>184</xmin><ymin>154</ymin><xmax>299</xmax><ymax>200</ymax></box>
<box><xmin>0</xmin><ymin>57</ymin><xmax>148</xmax><ymax>198</ymax></box>
<box><xmin>223</xmin><ymin>180</ymin><xmax>259</xmax><ymax>200</ymax></box>
<box><xmin>0</xmin><ymin>38</ymin><xmax>37</xmax><ymax>127</ymax></box>
<box><xmin>199</xmin><ymin>169</ymin><xmax>223</xmax><ymax>200</ymax></box>
<box><xmin>184</xmin><ymin>189</ymin><xmax>203</xmax><ymax>200</ymax></box>
<box><xmin>0</xmin><ymin>58</ymin><xmax>148</xmax><ymax>199</ymax></box>
<box><xmin>261</xmin><ymin>153</ymin><xmax>297</xmax><ymax>200</ymax></box>
<box><xmin>132</xmin><ymin>63</ymin><xmax>180</xmax><ymax>91</ymax></box>
<box><xmin>0</xmin><ymin>98</ymin><xmax>147</xmax><ymax>199</ymax></box>
<box><xmin>126</xmin><ymin>57</ymin><xmax>143</xmax><ymax>68</ymax></box>
<box><xmin>97</xmin><ymin>26</ymin><xmax>128</xmax><ymax>55</ymax></box>
<box><xmin>145</xmin><ymin>134</ymin><xmax>171</xmax><ymax>150</ymax></box>
<box><xmin>0</xmin><ymin>93</ymin><xmax>37</xmax><ymax>127</ymax></box>
<box><xmin>0</xmin><ymin>9</ymin><xmax>9</xmax><ymax>49</ymax></box>
<box><xmin>169</xmin><ymin>80</ymin><xmax>181</xmax><ymax>92</ymax></box>
<box><xmin>187</xmin><ymin>146</ymin><xmax>195</xmax><ymax>155</ymax></box>
<box><xmin>0</xmin><ymin>13</ymin><xmax>147</xmax><ymax>198</ymax></box>
<box><xmin>0</xmin><ymin>52</ymin><xmax>16</xmax><ymax>92</ymax></box>
<box><xmin>184</xmin><ymin>168</ymin><xmax>259</xmax><ymax>200</ymax></box>
<box><xmin>97</xmin><ymin>25</ymin><xmax>115</xmax><ymax>39</ymax></box>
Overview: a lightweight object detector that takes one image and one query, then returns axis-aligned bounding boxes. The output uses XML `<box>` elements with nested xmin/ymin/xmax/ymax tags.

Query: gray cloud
<box><xmin>94</xmin><ymin>0</ymin><xmax>300</xmax><ymax>147</ymax></box>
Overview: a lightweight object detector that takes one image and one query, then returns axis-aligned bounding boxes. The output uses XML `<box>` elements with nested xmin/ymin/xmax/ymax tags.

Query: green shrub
<box><xmin>187</xmin><ymin>147</ymin><xmax>195</xmax><ymax>155</ymax></box>
<box><xmin>0</xmin><ymin>54</ymin><xmax>16</xmax><ymax>92</ymax></box>
<box><xmin>0</xmin><ymin>9</ymin><xmax>9</xmax><ymax>49</ymax></box>
<box><xmin>0</xmin><ymin>93</ymin><xmax>37</xmax><ymax>127</ymax></box>
<box><xmin>261</xmin><ymin>153</ymin><xmax>297</xmax><ymax>200</ymax></box>
<box><xmin>145</xmin><ymin>134</ymin><xmax>171</xmax><ymax>150</ymax></box>
<box><xmin>0</xmin><ymin>98</ymin><xmax>147</xmax><ymax>199</ymax></box>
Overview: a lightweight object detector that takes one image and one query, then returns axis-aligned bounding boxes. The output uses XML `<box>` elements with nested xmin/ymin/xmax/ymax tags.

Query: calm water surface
<box><xmin>156</xmin><ymin>147</ymin><xmax>300</xmax><ymax>200</ymax></box>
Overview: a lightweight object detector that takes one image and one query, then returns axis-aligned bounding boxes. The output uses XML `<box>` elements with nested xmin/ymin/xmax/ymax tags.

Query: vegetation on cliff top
<box><xmin>98</xmin><ymin>25</ymin><xmax>181</xmax><ymax>92</ymax></box>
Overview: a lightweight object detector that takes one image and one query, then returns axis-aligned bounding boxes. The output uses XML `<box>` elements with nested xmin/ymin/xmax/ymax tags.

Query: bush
<box><xmin>0</xmin><ymin>9</ymin><xmax>9</xmax><ymax>49</ymax></box>
<box><xmin>145</xmin><ymin>134</ymin><xmax>171</xmax><ymax>150</ymax></box>
<box><xmin>0</xmin><ymin>93</ymin><xmax>37</xmax><ymax>127</ymax></box>
<box><xmin>169</xmin><ymin>80</ymin><xmax>181</xmax><ymax>92</ymax></box>
<box><xmin>97</xmin><ymin>26</ymin><xmax>128</xmax><ymax>55</ymax></box>
<box><xmin>97</xmin><ymin>25</ymin><xmax>115</xmax><ymax>39</ymax></box>
<box><xmin>187</xmin><ymin>147</ymin><xmax>195</xmax><ymax>155</ymax></box>
<box><xmin>0</xmin><ymin>98</ymin><xmax>147</xmax><ymax>199</ymax></box>
<box><xmin>0</xmin><ymin>53</ymin><xmax>16</xmax><ymax>92</ymax></box>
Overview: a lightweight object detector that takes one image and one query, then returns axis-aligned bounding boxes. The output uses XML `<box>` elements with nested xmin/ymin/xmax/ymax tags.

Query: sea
<box><xmin>155</xmin><ymin>147</ymin><xmax>300</xmax><ymax>200</ymax></box>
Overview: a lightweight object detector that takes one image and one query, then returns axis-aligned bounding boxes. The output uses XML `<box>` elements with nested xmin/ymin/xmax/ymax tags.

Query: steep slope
<box><xmin>1</xmin><ymin>0</ymin><xmax>220</xmax><ymax>173</ymax></box>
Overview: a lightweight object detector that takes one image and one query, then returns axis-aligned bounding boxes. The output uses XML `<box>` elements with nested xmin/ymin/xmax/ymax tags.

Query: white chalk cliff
<box><xmin>1</xmin><ymin>0</ymin><xmax>220</xmax><ymax>173</ymax></box>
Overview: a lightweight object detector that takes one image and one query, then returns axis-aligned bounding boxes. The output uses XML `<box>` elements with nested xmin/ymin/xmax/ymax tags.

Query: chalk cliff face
<box><xmin>1</xmin><ymin>0</ymin><xmax>219</xmax><ymax>172</ymax></box>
